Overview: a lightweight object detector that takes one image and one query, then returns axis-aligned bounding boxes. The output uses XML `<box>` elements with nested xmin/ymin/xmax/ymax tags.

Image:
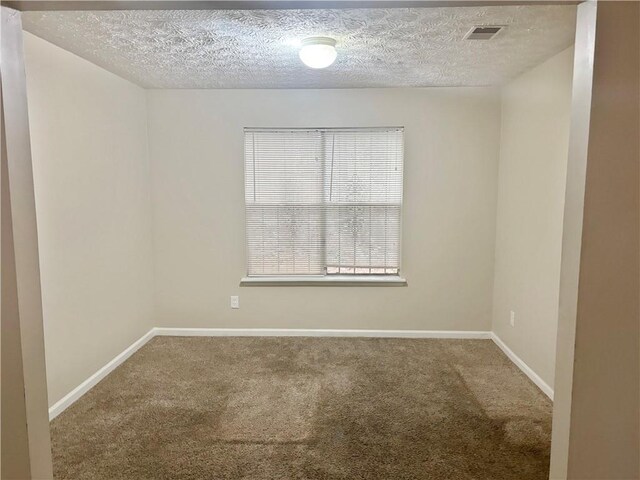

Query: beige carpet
<box><xmin>51</xmin><ymin>337</ymin><xmax>552</xmax><ymax>479</ymax></box>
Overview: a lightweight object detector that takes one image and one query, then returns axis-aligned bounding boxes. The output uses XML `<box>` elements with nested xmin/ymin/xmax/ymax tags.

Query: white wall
<box><xmin>551</xmin><ymin>4</ymin><xmax>639</xmax><ymax>476</ymax></box>
<box><xmin>24</xmin><ymin>32</ymin><xmax>155</xmax><ymax>406</ymax></box>
<box><xmin>492</xmin><ymin>47</ymin><xmax>574</xmax><ymax>390</ymax></box>
<box><xmin>147</xmin><ymin>88</ymin><xmax>501</xmax><ymax>331</ymax></box>
<box><xmin>24</xmin><ymin>30</ymin><xmax>573</xmax><ymax>405</ymax></box>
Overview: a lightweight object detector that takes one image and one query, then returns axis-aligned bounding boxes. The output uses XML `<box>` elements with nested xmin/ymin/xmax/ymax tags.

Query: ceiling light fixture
<box><xmin>299</xmin><ymin>37</ymin><xmax>337</xmax><ymax>69</ymax></box>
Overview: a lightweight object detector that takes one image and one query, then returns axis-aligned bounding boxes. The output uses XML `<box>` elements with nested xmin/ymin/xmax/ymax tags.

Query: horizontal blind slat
<box><xmin>245</xmin><ymin>128</ymin><xmax>403</xmax><ymax>276</ymax></box>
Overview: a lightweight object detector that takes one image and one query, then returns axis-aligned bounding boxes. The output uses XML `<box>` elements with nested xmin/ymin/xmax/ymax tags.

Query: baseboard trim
<box><xmin>49</xmin><ymin>328</ymin><xmax>554</xmax><ymax>420</ymax></box>
<box><xmin>490</xmin><ymin>332</ymin><xmax>554</xmax><ymax>401</ymax></box>
<box><xmin>152</xmin><ymin>327</ymin><xmax>492</xmax><ymax>339</ymax></box>
<box><xmin>48</xmin><ymin>328</ymin><xmax>156</xmax><ymax>420</ymax></box>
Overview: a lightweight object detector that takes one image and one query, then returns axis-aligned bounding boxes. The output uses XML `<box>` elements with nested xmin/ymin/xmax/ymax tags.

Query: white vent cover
<box><xmin>465</xmin><ymin>25</ymin><xmax>505</xmax><ymax>40</ymax></box>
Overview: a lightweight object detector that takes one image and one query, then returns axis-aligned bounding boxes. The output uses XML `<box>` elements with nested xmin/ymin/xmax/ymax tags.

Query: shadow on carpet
<box><xmin>50</xmin><ymin>337</ymin><xmax>553</xmax><ymax>479</ymax></box>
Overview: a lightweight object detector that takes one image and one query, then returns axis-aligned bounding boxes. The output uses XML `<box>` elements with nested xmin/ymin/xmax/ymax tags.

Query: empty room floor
<box><xmin>50</xmin><ymin>337</ymin><xmax>552</xmax><ymax>480</ymax></box>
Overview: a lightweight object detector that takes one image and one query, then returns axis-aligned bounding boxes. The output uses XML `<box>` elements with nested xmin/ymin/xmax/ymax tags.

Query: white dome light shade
<box><xmin>299</xmin><ymin>37</ymin><xmax>337</xmax><ymax>69</ymax></box>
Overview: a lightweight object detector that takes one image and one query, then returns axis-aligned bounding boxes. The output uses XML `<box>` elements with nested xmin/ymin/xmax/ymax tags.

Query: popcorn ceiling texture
<box><xmin>23</xmin><ymin>6</ymin><xmax>575</xmax><ymax>88</ymax></box>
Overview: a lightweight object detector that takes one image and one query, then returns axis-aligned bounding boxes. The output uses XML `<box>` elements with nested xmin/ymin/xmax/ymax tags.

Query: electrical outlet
<box><xmin>509</xmin><ymin>310</ymin><xmax>515</xmax><ymax>327</ymax></box>
<box><xmin>230</xmin><ymin>296</ymin><xmax>239</xmax><ymax>309</ymax></box>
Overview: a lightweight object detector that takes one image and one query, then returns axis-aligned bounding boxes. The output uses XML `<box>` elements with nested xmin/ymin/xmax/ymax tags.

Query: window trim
<box><xmin>240</xmin><ymin>275</ymin><xmax>407</xmax><ymax>287</ymax></box>
<box><xmin>243</xmin><ymin>126</ymin><xmax>405</xmax><ymax>282</ymax></box>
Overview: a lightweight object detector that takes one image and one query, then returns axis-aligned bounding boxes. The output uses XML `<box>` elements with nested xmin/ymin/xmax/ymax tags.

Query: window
<box><xmin>244</xmin><ymin>127</ymin><xmax>404</xmax><ymax>283</ymax></box>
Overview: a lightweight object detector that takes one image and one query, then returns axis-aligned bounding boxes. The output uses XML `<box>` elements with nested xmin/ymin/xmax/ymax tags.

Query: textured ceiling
<box><xmin>23</xmin><ymin>6</ymin><xmax>576</xmax><ymax>89</ymax></box>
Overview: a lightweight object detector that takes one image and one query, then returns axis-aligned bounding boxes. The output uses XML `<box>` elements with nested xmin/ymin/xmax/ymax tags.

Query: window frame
<box><xmin>241</xmin><ymin>126</ymin><xmax>407</xmax><ymax>287</ymax></box>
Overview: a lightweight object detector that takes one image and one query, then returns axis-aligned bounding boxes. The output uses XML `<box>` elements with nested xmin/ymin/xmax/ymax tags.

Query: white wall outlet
<box><xmin>230</xmin><ymin>296</ymin><xmax>240</xmax><ymax>309</ymax></box>
<box><xmin>510</xmin><ymin>310</ymin><xmax>515</xmax><ymax>327</ymax></box>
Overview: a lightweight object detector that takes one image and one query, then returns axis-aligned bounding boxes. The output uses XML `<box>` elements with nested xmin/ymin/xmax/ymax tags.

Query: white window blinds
<box><xmin>244</xmin><ymin>127</ymin><xmax>404</xmax><ymax>277</ymax></box>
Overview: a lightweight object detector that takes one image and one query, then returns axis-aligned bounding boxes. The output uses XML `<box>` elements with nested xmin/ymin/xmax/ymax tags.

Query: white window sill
<box><xmin>240</xmin><ymin>275</ymin><xmax>407</xmax><ymax>287</ymax></box>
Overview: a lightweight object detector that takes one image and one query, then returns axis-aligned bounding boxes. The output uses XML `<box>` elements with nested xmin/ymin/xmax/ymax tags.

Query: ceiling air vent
<box><xmin>464</xmin><ymin>26</ymin><xmax>504</xmax><ymax>40</ymax></box>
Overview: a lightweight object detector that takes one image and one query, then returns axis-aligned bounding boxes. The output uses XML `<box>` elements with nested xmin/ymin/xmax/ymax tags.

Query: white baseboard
<box><xmin>490</xmin><ymin>332</ymin><xmax>554</xmax><ymax>401</ymax></box>
<box><xmin>48</xmin><ymin>328</ymin><xmax>156</xmax><ymax>420</ymax></box>
<box><xmin>152</xmin><ymin>327</ymin><xmax>492</xmax><ymax>339</ymax></box>
<box><xmin>49</xmin><ymin>328</ymin><xmax>554</xmax><ymax>420</ymax></box>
